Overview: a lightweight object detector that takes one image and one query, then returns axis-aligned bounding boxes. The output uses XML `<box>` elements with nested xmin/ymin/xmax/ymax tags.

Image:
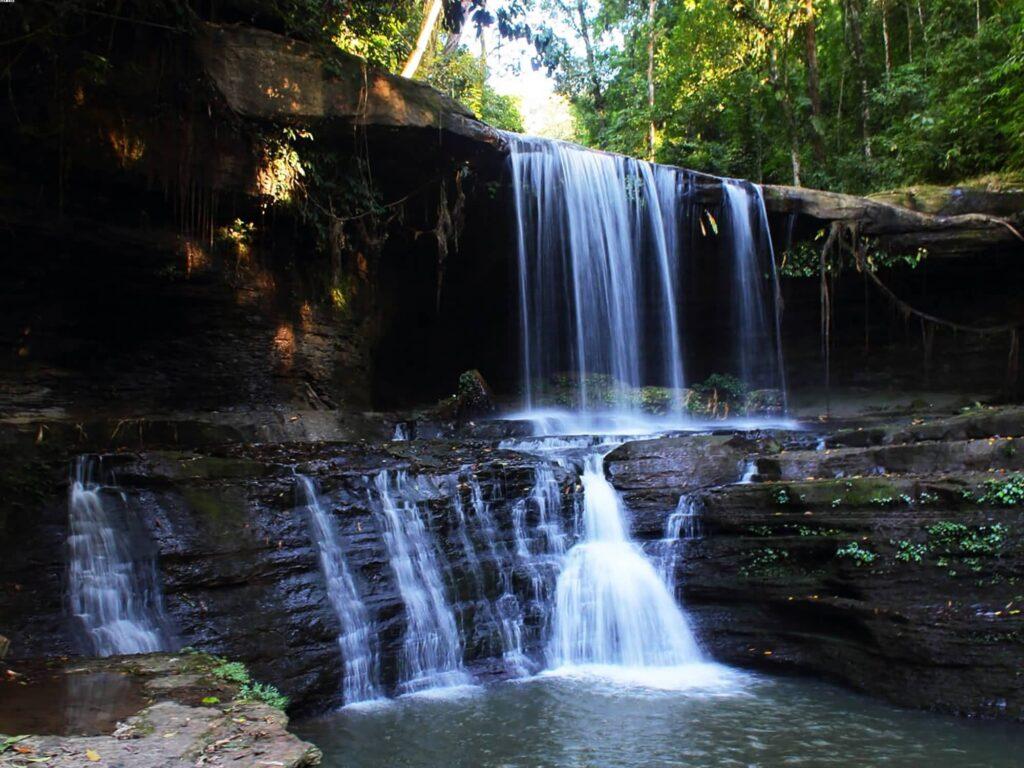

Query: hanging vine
<box><xmin>817</xmin><ymin>220</ymin><xmax>1022</xmax><ymax>397</ymax></box>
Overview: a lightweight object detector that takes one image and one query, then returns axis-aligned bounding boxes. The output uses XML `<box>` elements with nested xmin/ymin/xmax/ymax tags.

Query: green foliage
<box><xmin>1</xmin><ymin>736</ymin><xmax>30</xmax><ymax>755</ymax></box>
<box><xmin>892</xmin><ymin>539</ymin><xmax>929</xmax><ymax>563</ymax></box>
<box><xmin>210</xmin><ymin>658</ymin><xmax>288</xmax><ymax>710</ymax></box>
<box><xmin>771</xmin><ymin>487</ymin><xmax>791</xmax><ymax>506</ymax></box>
<box><xmin>687</xmin><ymin>373</ymin><xmax>749</xmax><ymax>417</ymax></box>
<box><xmin>539</xmin><ymin>0</ymin><xmax>1024</xmax><ymax>192</ymax></box>
<box><xmin>741</xmin><ymin>546</ymin><xmax>790</xmax><ymax>576</ymax></box>
<box><xmin>212</xmin><ymin>661</ymin><xmax>250</xmax><ymax>685</ymax></box>
<box><xmin>974</xmin><ymin>474</ymin><xmax>1024</xmax><ymax>506</ymax></box>
<box><xmin>238</xmin><ymin>681</ymin><xmax>290</xmax><ymax>711</ymax></box>
<box><xmin>426</xmin><ymin>48</ymin><xmax>526</xmax><ymax>131</ymax></box>
<box><xmin>836</xmin><ymin>541</ymin><xmax>877</xmax><ymax>566</ymax></box>
<box><xmin>927</xmin><ymin>521</ymin><xmax>1007</xmax><ymax>555</ymax></box>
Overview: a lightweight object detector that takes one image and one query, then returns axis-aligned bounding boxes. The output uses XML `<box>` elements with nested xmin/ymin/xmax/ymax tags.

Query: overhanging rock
<box><xmin>196</xmin><ymin>23</ymin><xmax>503</xmax><ymax>148</ymax></box>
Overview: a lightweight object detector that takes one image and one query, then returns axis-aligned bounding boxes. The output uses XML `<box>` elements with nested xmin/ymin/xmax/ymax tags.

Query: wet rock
<box><xmin>605</xmin><ymin>432</ymin><xmax>784</xmax><ymax>537</ymax></box>
<box><xmin>827</xmin><ymin>405</ymin><xmax>1024</xmax><ymax>448</ymax></box>
<box><xmin>0</xmin><ymin>438</ymin><xmax>579</xmax><ymax>712</ymax></box>
<box><xmin>610</xmin><ymin>415</ymin><xmax>1024</xmax><ymax>720</ymax></box>
<box><xmin>756</xmin><ymin>436</ymin><xmax>1024</xmax><ymax>481</ymax></box>
<box><xmin>455</xmin><ymin>370</ymin><xmax>495</xmax><ymax>420</ymax></box>
<box><xmin>0</xmin><ymin>653</ymin><xmax>320</xmax><ymax>768</ymax></box>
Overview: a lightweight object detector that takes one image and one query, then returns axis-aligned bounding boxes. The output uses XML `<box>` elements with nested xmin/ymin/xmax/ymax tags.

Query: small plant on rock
<box><xmin>238</xmin><ymin>681</ymin><xmax>290</xmax><ymax>711</ymax></box>
<box><xmin>836</xmin><ymin>541</ymin><xmax>877</xmax><ymax>566</ymax></box>
<box><xmin>212</xmin><ymin>661</ymin><xmax>250</xmax><ymax>684</ymax></box>
<box><xmin>975</xmin><ymin>474</ymin><xmax>1024</xmax><ymax>506</ymax></box>
<box><xmin>892</xmin><ymin>539</ymin><xmax>929</xmax><ymax>563</ymax></box>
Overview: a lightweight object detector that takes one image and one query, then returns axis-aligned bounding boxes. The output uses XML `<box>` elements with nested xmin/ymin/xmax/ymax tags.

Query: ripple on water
<box><xmin>294</xmin><ymin>674</ymin><xmax>1024</xmax><ymax>768</ymax></box>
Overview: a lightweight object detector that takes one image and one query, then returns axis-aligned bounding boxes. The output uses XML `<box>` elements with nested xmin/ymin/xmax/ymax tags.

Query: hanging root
<box><xmin>819</xmin><ymin>221</ymin><xmax>1022</xmax><ymax>390</ymax></box>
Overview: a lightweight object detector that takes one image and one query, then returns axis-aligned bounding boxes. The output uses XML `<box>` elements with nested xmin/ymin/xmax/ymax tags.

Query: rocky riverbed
<box><xmin>2</xmin><ymin>403</ymin><xmax>1022</xmax><ymax>725</ymax></box>
<box><xmin>0</xmin><ymin>653</ymin><xmax>319</xmax><ymax>768</ymax></box>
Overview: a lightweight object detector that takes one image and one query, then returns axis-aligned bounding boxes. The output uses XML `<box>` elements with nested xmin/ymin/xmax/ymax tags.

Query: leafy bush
<box><xmin>238</xmin><ymin>682</ymin><xmax>290</xmax><ymax>711</ymax></box>
<box><xmin>211</xmin><ymin>659</ymin><xmax>289</xmax><ymax>710</ymax></box>
<box><xmin>974</xmin><ymin>474</ymin><xmax>1024</xmax><ymax>506</ymax></box>
<box><xmin>212</xmin><ymin>661</ymin><xmax>250</xmax><ymax>685</ymax></box>
<box><xmin>927</xmin><ymin>521</ymin><xmax>1007</xmax><ymax>555</ymax></box>
<box><xmin>687</xmin><ymin>374</ymin><xmax>748</xmax><ymax>417</ymax></box>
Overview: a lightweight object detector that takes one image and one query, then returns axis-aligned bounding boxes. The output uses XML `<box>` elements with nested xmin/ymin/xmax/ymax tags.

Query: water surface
<box><xmin>296</xmin><ymin>671</ymin><xmax>1022</xmax><ymax>768</ymax></box>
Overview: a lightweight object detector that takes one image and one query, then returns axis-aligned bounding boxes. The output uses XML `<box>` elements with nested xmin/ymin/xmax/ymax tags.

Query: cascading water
<box><xmin>67</xmin><ymin>456</ymin><xmax>170</xmax><ymax>656</ymax></box>
<box><xmin>722</xmin><ymin>179</ymin><xmax>788</xmax><ymax>398</ymax></box>
<box><xmin>450</xmin><ymin>473</ymin><xmax>530</xmax><ymax>676</ymax></box>
<box><xmin>297</xmin><ymin>475</ymin><xmax>381</xmax><ymax>705</ymax></box>
<box><xmin>505</xmin><ymin>135</ymin><xmax>788</xmax><ymax>429</ymax></box>
<box><xmin>371</xmin><ymin>470</ymin><xmax>470</xmax><ymax>694</ymax></box>
<box><xmin>549</xmin><ymin>452</ymin><xmax>703</xmax><ymax>671</ymax></box>
<box><xmin>658</xmin><ymin>494</ymin><xmax>701</xmax><ymax>588</ymax></box>
<box><xmin>505</xmin><ymin>134</ymin><xmax>686</xmax><ymax>416</ymax></box>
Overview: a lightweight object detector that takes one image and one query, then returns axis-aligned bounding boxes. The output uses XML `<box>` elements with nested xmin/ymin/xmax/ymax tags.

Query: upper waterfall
<box><xmin>504</xmin><ymin>134</ymin><xmax>786</xmax><ymax>426</ymax></box>
<box><xmin>505</xmin><ymin>134</ymin><xmax>687</xmax><ymax>413</ymax></box>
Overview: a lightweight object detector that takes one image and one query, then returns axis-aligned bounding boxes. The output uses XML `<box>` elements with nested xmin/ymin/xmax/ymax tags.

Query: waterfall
<box><xmin>549</xmin><ymin>452</ymin><xmax>703</xmax><ymax>669</ymax></box>
<box><xmin>722</xmin><ymin>179</ymin><xmax>787</xmax><ymax>397</ymax></box>
<box><xmin>67</xmin><ymin>456</ymin><xmax>169</xmax><ymax>656</ymax></box>
<box><xmin>505</xmin><ymin>134</ymin><xmax>788</xmax><ymax>424</ymax></box>
<box><xmin>505</xmin><ymin>134</ymin><xmax>686</xmax><ymax>414</ymax></box>
<box><xmin>371</xmin><ymin>470</ymin><xmax>470</xmax><ymax>694</ymax></box>
<box><xmin>297</xmin><ymin>475</ymin><xmax>381</xmax><ymax>706</ymax></box>
<box><xmin>451</xmin><ymin>473</ymin><xmax>530</xmax><ymax>676</ymax></box>
<box><xmin>658</xmin><ymin>494</ymin><xmax>701</xmax><ymax>587</ymax></box>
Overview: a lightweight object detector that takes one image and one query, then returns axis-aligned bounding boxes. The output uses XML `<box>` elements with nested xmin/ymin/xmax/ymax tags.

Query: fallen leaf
<box><xmin>85</xmin><ymin>749</ymin><xmax>101</xmax><ymax>762</ymax></box>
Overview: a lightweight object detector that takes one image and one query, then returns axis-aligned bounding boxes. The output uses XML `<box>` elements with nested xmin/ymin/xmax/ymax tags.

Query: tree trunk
<box><xmin>441</xmin><ymin>1</ymin><xmax>473</xmax><ymax>57</ymax></box>
<box><xmin>917</xmin><ymin>0</ymin><xmax>928</xmax><ymax>43</ymax></box>
<box><xmin>906</xmin><ymin>2</ymin><xmax>914</xmax><ymax>61</ymax></box>
<box><xmin>647</xmin><ymin>0</ymin><xmax>657</xmax><ymax>160</ymax></box>
<box><xmin>881</xmin><ymin>5</ymin><xmax>892</xmax><ymax>78</ymax></box>
<box><xmin>401</xmin><ymin>0</ymin><xmax>444</xmax><ymax>79</ymax></box>
<box><xmin>478</xmin><ymin>31</ymin><xmax>487</xmax><ymax>117</ymax></box>
<box><xmin>843</xmin><ymin>0</ymin><xmax>872</xmax><ymax>158</ymax></box>
<box><xmin>576</xmin><ymin>1</ymin><xmax>604</xmax><ymax>111</ymax></box>
<box><xmin>771</xmin><ymin>48</ymin><xmax>802</xmax><ymax>186</ymax></box>
<box><xmin>803</xmin><ymin>0</ymin><xmax>826</xmax><ymax>162</ymax></box>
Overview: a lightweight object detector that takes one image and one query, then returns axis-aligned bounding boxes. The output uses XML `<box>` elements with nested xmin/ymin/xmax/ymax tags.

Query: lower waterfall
<box><xmin>371</xmin><ymin>470</ymin><xmax>471</xmax><ymax>694</ymax></box>
<box><xmin>548</xmin><ymin>451</ymin><xmax>707</xmax><ymax>677</ymax></box>
<box><xmin>67</xmin><ymin>456</ymin><xmax>170</xmax><ymax>656</ymax></box>
<box><xmin>298</xmin><ymin>475</ymin><xmax>382</xmax><ymax>706</ymax></box>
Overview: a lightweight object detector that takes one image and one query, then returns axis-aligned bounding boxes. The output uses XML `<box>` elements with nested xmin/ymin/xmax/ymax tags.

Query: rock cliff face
<box><xmin>606</xmin><ymin>408</ymin><xmax>1024</xmax><ymax>720</ymax></box>
<box><xmin>3</xmin><ymin>409</ymin><xmax>1024</xmax><ymax>720</ymax></box>
<box><xmin>0</xmin><ymin>438</ymin><xmax>577</xmax><ymax>712</ymax></box>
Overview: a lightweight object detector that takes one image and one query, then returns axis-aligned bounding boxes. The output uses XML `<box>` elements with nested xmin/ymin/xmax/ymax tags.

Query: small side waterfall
<box><xmin>722</xmin><ymin>179</ymin><xmax>787</xmax><ymax>397</ymax></box>
<box><xmin>371</xmin><ymin>471</ymin><xmax>470</xmax><ymax>694</ymax></box>
<box><xmin>549</xmin><ymin>452</ymin><xmax>702</xmax><ymax>669</ymax></box>
<box><xmin>297</xmin><ymin>475</ymin><xmax>381</xmax><ymax>705</ymax></box>
<box><xmin>67</xmin><ymin>456</ymin><xmax>169</xmax><ymax>656</ymax></box>
<box><xmin>658</xmin><ymin>494</ymin><xmax>701</xmax><ymax>587</ymax></box>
